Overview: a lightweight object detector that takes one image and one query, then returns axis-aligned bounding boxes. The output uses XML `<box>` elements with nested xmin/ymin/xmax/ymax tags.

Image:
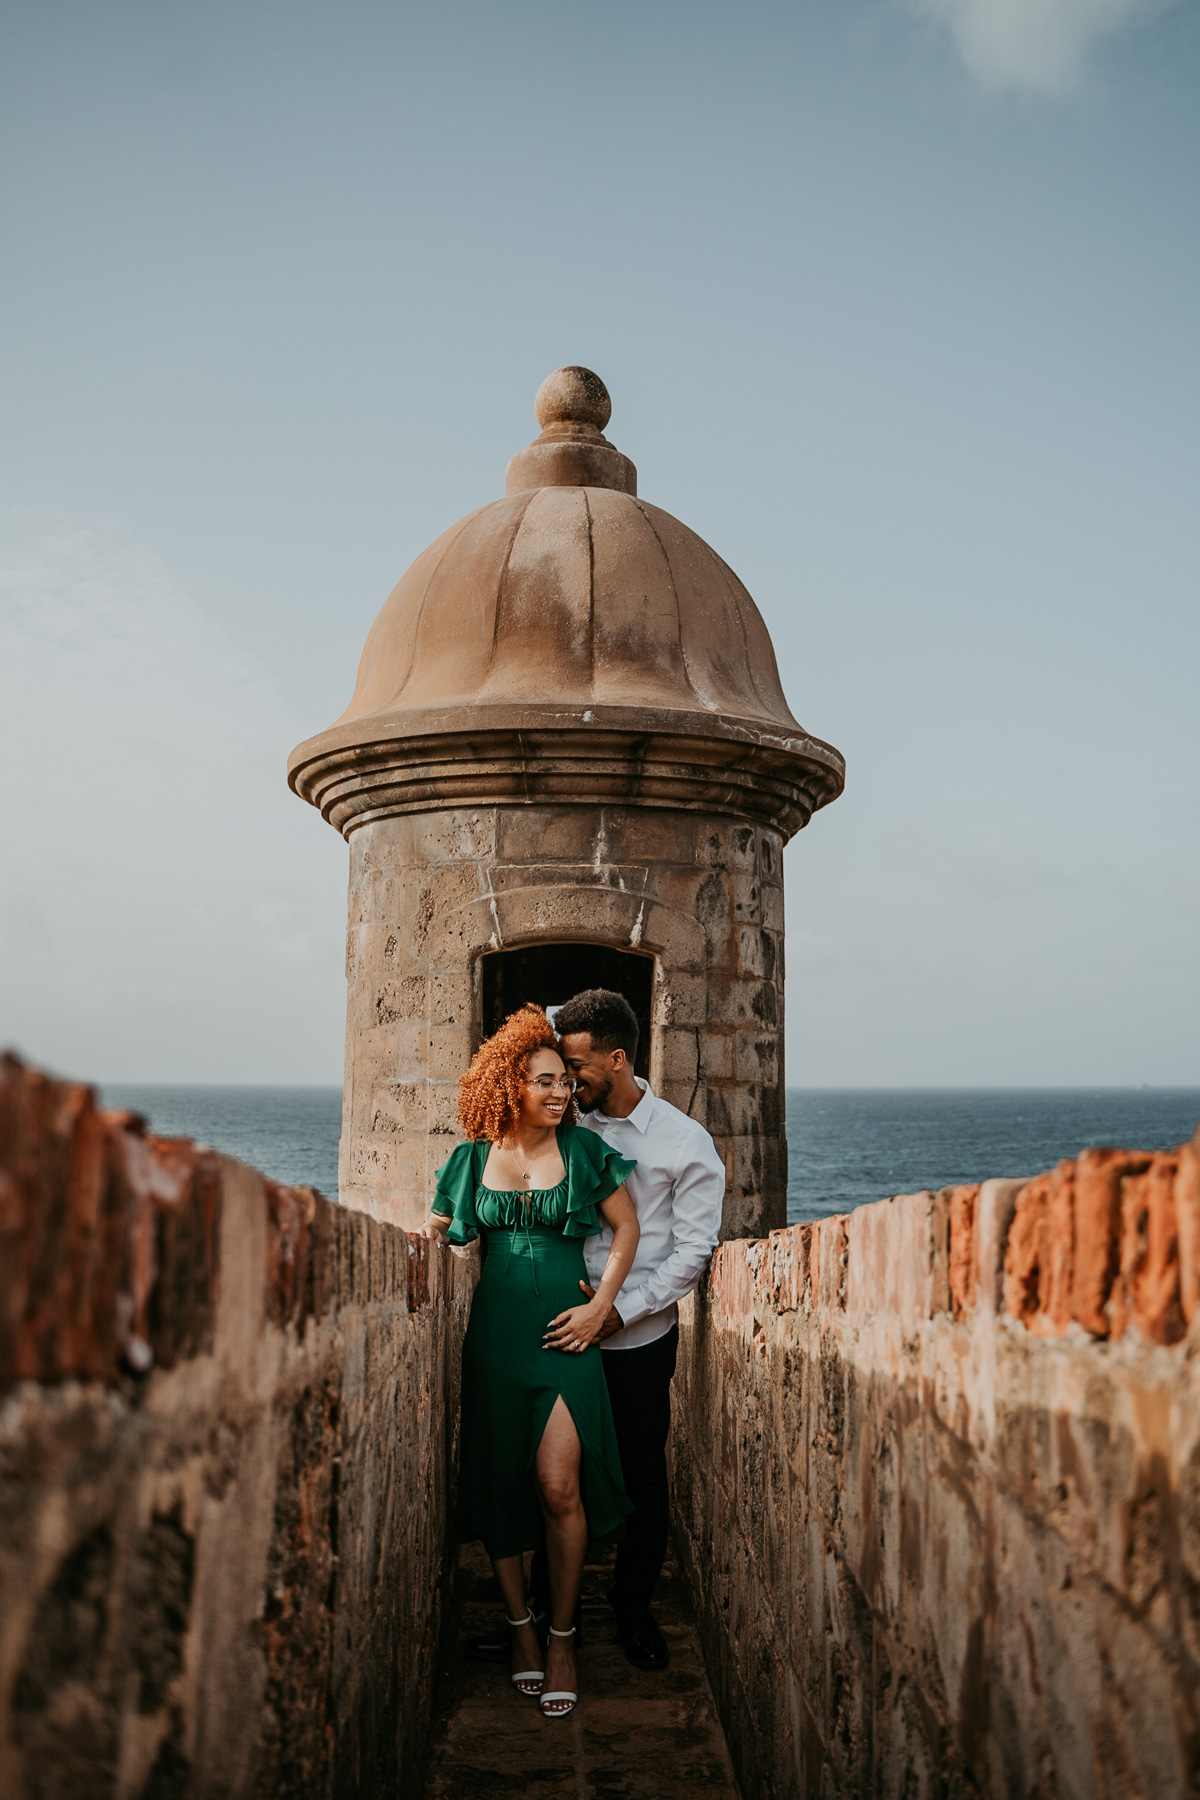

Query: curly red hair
<box><xmin>457</xmin><ymin>1004</ymin><xmax>576</xmax><ymax>1142</ymax></box>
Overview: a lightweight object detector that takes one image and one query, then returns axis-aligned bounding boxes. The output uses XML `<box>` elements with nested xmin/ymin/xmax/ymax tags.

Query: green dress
<box><xmin>432</xmin><ymin>1124</ymin><xmax>637</xmax><ymax>1559</ymax></box>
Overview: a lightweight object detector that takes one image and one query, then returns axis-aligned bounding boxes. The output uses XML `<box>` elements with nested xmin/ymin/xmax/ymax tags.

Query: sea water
<box><xmin>785</xmin><ymin>1088</ymin><xmax>1200</xmax><ymax>1224</ymax></box>
<box><xmin>101</xmin><ymin>1083</ymin><xmax>1199</xmax><ymax>1226</ymax></box>
<box><xmin>102</xmin><ymin>1085</ymin><xmax>344</xmax><ymax>1203</ymax></box>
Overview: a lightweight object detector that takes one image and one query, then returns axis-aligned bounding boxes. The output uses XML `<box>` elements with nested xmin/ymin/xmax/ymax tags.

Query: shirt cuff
<box><xmin>612</xmin><ymin>1279</ymin><xmax>652</xmax><ymax>1328</ymax></box>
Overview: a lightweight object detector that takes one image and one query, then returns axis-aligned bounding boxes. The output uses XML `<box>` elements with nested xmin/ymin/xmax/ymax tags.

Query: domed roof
<box><xmin>289</xmin><ymin>368</ymin><xmax>844</xmax><ymax>838</ymax></box>
<box><xmin>335</xmin><ymin>484</ymin><xmax>804</xmax><ymax>732</ymax></box>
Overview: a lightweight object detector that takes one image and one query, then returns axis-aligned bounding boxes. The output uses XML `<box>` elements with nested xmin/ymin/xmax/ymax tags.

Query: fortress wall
<box><xmin>8</xmin><ymin>1040</ymin><xmax>1199</xmax><ymax>1800</ymax></box>
<box><xmin>671</xmin><ymin>1136</ymin><xmax>1200</xmax><ymax>1800</ymax></box>
<box><xmin>0</xmin><ymin>1054</ymin><xmax>472</xmax><ymax>1800</ymax></box>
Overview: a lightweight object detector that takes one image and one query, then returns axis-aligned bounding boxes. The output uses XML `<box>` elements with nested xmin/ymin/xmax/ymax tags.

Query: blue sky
<box><xmin>1</xmin><ymin>0</ymin><xmax>1196</xmax><ymax>1084</ymax></box>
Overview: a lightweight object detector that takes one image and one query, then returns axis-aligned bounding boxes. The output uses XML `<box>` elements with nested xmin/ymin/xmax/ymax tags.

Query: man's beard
<box><xmin>575</xmin><ymin>1071</ymin><xmax>615</xmax><ymax>1115</ymax></box>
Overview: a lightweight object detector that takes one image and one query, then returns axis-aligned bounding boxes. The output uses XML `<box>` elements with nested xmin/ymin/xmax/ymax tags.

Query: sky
<box><xmin>0</xmin><ymin>0</ymin><xmax>1197</xmax><ymax>1087</ymax></box>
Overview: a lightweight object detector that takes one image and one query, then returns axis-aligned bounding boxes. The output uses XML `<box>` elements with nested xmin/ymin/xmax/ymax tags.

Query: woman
<box><xmin>420</xmin><ymin>1005</ymin><xmax>640</xmax><ymax>1719</ymax></box>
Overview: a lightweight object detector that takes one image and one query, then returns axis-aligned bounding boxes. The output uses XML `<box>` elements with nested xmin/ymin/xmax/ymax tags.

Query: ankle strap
<box><xmin>505</xmin><ymin>1610</ymin><xmax>534</xmax><ymax>1627</ymax></box>
<box><xmin>548</xmin><ymin>1624</ymin><xmax>576</xmax><ymax>1638</ymax></box>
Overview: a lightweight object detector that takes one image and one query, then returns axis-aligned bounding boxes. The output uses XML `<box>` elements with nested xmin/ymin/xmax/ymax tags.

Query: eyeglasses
<box><xmin>526</xmin><ymin>1075</ymin><xmax>578</xmax><ymax>1094</ymax></box>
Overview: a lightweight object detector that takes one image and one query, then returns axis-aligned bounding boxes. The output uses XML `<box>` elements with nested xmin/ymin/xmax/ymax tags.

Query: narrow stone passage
<box><xmin>420</xmin><ymin>1541</ymin><xmax>741</xmax><ymax>1799</ymax></box>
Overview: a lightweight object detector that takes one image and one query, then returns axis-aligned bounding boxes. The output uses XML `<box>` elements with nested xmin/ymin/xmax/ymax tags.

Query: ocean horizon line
<box><xmin>95</xmin><ymin>1079</ymin><xmax>1200</xmax><ymax>1096</ymax></box>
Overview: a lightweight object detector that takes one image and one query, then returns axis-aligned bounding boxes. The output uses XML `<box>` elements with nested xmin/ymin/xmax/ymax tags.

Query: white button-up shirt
<box><xmin>581</xmin><ymin>1080</ymin><xmax>726</xmax><ymax>1351</ymax></box>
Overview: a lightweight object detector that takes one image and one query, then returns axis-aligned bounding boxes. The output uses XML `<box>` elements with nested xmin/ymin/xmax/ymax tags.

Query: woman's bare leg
<box><xmin>535</xmin><ymin>1395</ymin><xmax>586</xmax><ymax>1702</ymax></box>
<box><xmin>490</xmin><ymin>1552</ymin><xmax>541</xmax><ymax>1687</ymax></box>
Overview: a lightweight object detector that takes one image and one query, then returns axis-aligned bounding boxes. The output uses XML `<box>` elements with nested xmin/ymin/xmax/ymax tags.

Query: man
<box><xmin>465</xmin><ymin>986</ymin><xmax>725</xmax><ymax>1671</ymax></box>
<box><xmin>555</xmin><ymin>986</ymin><xmax>726</xmax><ymax>1670</ymax></box>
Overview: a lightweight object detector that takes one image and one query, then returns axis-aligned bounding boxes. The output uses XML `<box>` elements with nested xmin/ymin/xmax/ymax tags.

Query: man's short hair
<box><xmin>555</xmin><ymin>988</ymin><xmax>639</xmax><ymax>1063</ymax></box>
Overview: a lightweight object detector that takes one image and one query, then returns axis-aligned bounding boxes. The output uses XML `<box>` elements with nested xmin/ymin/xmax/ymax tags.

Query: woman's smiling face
<box><xmin>518</xmin><ymin>1047</ymin><xmax>571</xmax><ymax>1130</ymax></box>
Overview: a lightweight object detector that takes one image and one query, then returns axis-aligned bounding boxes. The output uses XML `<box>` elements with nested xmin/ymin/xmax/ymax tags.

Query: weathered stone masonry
<box><xmin>0</xmin><ymin>1053</ymin><xmax>471</xmax><ymax>1800</ymax></box>
<box><xmin>340</xmin><ymin>805</ymin><xmax>788</xmax><ymax>1242</ymax></box>
<box><xmin>671</xmin><ymin>1135</ymin><xmax>1200</xmax><ymax>1799</ymax></box>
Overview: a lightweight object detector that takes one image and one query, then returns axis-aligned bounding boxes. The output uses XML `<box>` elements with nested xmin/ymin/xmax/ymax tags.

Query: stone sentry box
<box><xmin>289</xmin><ymin>368</ymin><xmax>844</xmax><ymax>1237</ymax></box>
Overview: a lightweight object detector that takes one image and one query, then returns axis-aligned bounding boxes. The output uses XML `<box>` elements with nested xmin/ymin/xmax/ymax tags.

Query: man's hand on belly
<box><xmin>578</xmin><ymin>1282</ymin><xmax>623</xmax><ymax>1341</ymax></box>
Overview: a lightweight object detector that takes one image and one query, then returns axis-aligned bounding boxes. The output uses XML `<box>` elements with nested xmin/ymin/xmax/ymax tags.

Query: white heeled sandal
<box><xmin>506</xmin><ymin>1611</ymin><xmax>544</xmax><ymax>1696</ymax></box>
<box><xmin>539</xmin><ymin>1625</ymin><xmax>578</xmax><ymax>1718</ymax></box>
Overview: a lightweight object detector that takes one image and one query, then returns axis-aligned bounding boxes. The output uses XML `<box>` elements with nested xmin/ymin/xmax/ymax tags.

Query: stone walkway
<box><xmin>420</xmin><ymin>1542</ymin><xmax>742</xmax><ymax>1799</ymax></box>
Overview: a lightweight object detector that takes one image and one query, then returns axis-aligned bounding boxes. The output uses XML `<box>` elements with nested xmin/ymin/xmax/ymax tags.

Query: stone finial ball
<box><xmin>534</xmin><ymin>366</ymin><xmax>612</xmax><ymax>432</ymax></box>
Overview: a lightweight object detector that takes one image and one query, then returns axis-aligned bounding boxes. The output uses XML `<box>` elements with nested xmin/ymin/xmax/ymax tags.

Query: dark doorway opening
<box><xmin>481</xmin><ymin>944</ymin><xmax>654</xmax><ymax>1081</ymax></box>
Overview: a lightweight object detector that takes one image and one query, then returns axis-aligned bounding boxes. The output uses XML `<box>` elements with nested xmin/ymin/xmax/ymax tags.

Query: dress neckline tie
<box><xmin>476</xmin><ymin>1180</ymin><xmax>567</xmax><ymax>1298</ymax></box>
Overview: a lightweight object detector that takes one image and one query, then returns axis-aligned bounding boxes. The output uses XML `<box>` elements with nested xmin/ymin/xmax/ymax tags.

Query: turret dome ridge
<box><xmin>287</xmin><ymin>369</ymin><xmax>845</xmax><ymax>839</ymax></box>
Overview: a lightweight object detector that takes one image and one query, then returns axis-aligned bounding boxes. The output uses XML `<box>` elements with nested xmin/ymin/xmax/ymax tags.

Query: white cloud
<box><xmin>913</xmin><ymin>0</ymin><xmax>1172</xmax><ymax>93</ymax></box>
<box><xmin>0</xmin><ymin>495</ymin><xmax>347</xmax><ymax>1082</ymax></box>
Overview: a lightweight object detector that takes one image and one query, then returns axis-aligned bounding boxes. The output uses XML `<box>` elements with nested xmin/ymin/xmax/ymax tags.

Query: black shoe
<box><xmin>615</xmin><ymin>1608</ymin><xmax>669</xmax><ymax>1670</ymax></box>
<box><xmin>465</xmin><ymin>1605</ymin><xmax>547</xmax><ymax>1663</ymax></box>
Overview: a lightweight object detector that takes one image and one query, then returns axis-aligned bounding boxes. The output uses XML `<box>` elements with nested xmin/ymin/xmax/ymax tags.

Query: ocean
<box><xmin>100</xmin><ymin>1084</ymin><xmax>1200</xmax><ymax>1226</ymax></box>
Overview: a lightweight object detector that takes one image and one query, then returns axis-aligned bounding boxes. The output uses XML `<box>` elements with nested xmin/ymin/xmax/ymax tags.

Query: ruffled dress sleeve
<box><xmin>430</xmin><ymin>1139</ymin><xmax>489</xmax><ymax>1244</ymax></box>
<box><xmin>560</xmin><ymin>1125</ymin><xmax>636</xmax><ymax>1238</ymax></box>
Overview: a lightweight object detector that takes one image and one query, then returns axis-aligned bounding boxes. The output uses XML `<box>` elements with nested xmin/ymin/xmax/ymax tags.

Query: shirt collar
<box><xmin>595</xmin><ymin>1077</ymin><xmax>656</xmax><ymax>1135</ymax></box>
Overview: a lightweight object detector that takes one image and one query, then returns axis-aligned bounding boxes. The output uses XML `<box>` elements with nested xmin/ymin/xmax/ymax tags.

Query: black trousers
<box><xmin>531</xmin><ymin>1323</ymin><xmax>678</xmax><ymax>1619</ymax></box>
<box><xmin>603</xmin><ymin>1324</ymin><xmax>679</xmax><ymax>1615</ymax></box>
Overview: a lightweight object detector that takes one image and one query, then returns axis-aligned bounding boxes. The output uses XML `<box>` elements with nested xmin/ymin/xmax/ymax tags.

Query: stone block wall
<box><xmin>342</xmin><ymin>805</ymin><xmax>787</xmax><ymax>1238</ymax></box>
<box><xmin>0</xmin><ymin>1054</ymin><xmax>472</xmax><ymax>1800</ymax></box>
<box><xmin>671</xmin><ymin>1133</ymin><xmax>1200</xmax><ymax>1799</ymax></box>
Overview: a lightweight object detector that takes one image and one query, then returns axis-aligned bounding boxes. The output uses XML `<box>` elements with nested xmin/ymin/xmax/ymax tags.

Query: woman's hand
<box><xmin>543</xmin><ymin>1298</ymin><xmax>610</xmax><ymax>1354</ymax></box>
<box><xmin>577</xmin><ymin>1280</ymin><xmax>624</xmax><ymax>1341</ymax></box>
<box><xmin>418</xmin><ymin>1214</ymin><xmax>450</xmax><ymax>1240</ymax></box>
<box><xmin>542</xmin><ymin>1183</ymin><xmax>640</xmax><ymax>1353</ymax></box>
